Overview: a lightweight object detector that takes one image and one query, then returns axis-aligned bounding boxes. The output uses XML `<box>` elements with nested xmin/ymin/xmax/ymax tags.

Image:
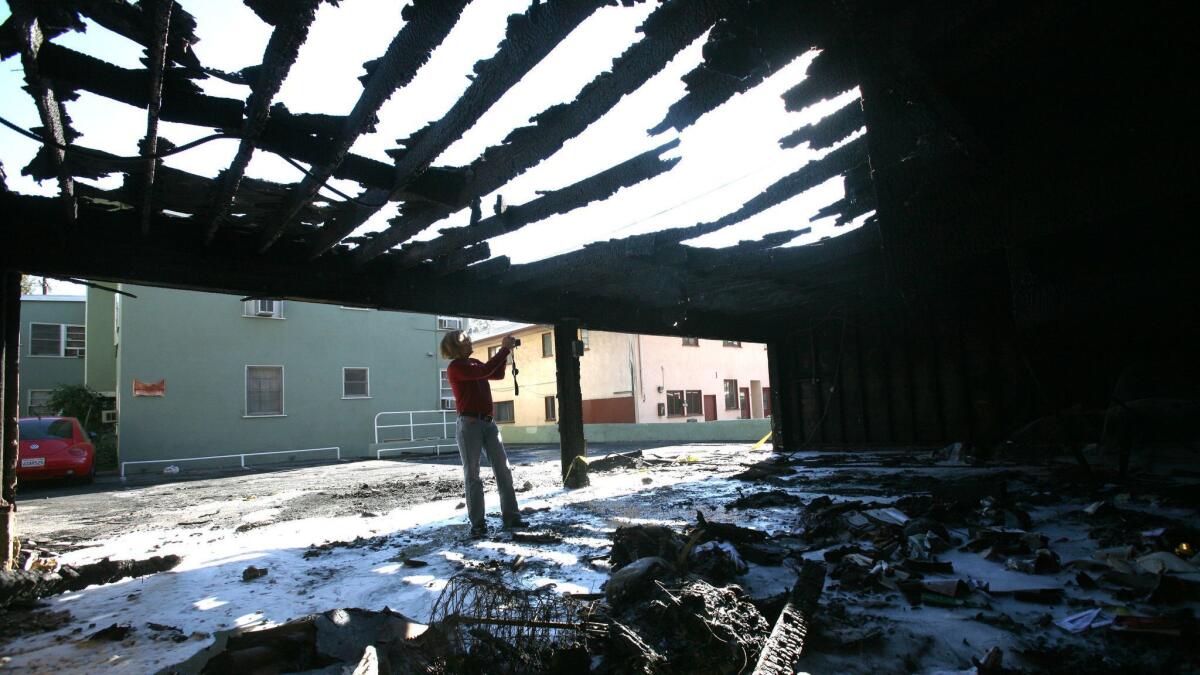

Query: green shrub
<box><xmin>47</xmin><ymin>384</ymin><xmax>108</xmax><ymax>433</ymax></box>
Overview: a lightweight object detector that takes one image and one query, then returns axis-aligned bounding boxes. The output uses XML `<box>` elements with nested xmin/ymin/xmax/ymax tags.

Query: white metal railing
<box><xmin>120</xmin><ymin>446</ymin><xmax>340</xmax><ymax>478</ymax></box>
<box><xmin>374</xmin><ymin>409</ymin><xmax>457</xmax><ymax>456</ymax></box>
<box><xmin>377</xmin><ymin>444</ymin><xmax>458</xmax><ymax>459</ymax></box>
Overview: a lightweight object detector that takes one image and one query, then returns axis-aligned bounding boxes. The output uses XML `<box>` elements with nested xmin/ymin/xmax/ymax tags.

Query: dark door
<box><xmin>703</xmin><ymin>395</ymin><xmax>717</xmax><ymax>421</ymax></box>
<box><xmin>739</xmin><ymin>388</ymin><xmax>751</xmax><ymax>419</ymax></box>
<box><xmin>763</xmin><ymin>387</ymin><xmax>772</xmax><ymax>417</ymax></box>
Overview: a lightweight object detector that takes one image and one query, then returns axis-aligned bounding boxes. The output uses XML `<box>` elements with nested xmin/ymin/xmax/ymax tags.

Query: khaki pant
<box><xmin>455</xmin><ymin>416</ymin><xmax>519</xmax><ymax>530</ymax></box>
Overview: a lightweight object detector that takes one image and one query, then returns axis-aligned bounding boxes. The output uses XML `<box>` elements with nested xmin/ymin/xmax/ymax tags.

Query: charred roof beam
<box><xmin>351</xmin><ymin>0</ymin><xmax>741</xmax><ymax>265</ymax></box>
<box><xmin>305</xmin><ymin>0</ymin><xmax>611</xmax><ymax>259</ymax></box>
<box><xmin>138</xmin><ymin>0</ymin><xmax>173</xmax><ymax>235</ymax></box>
<box><xmin>11</xmin><ymin>0</ymin><xmax>76</xmax><ymax>222</ymax></box>
<box><xmin>202</xmin><ymin>0</ymin><xmax>320</xmax><ymax>244</ymax></box>
<box><xmin>396</xmin><ymin>138</ymin><xmax>681</xmax><ymax>267</ymax></box>
<box><xmin>258</xmin><ymin>0</ymin><xmax>472</xmax><ymax>254</ymax></box>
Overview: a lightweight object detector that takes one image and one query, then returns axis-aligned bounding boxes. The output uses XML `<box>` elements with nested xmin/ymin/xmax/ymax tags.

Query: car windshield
<box><xmin>19</xmin><ymin>419</ymin><xmax>73</xmax><ymax>440</ymax></box>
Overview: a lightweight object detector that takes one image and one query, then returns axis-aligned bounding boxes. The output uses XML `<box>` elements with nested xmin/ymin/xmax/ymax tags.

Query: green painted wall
<box><xmin>19</xmin><ymin>296</ymin><xmax>86</xmax><ymax>415</ymax></box>
<box><xmin>116</xmin><ymin>285</ymin><xmax>454</xmax><ymax>472</ymax></box>
<box><xmin>84</xmin><ymin>288</ymin><xmax>117</xmax><ymax>394</ymax></box>
<box><xmin>496</xmin><ymin>418</ymin><xmax>772</xmax><ymax>446</ymax></box>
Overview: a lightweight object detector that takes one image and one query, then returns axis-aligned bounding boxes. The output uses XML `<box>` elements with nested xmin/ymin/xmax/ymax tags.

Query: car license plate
<box><xmin>21</xmin><ymin>458</ymin><xmax>45</xmax><ymax>468</ymax></box>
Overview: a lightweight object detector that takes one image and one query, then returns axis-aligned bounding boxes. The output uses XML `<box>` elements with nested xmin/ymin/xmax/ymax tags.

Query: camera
<box><xmin>512</xmin><ymin>338</ymin><xmax>521</xmax><ymax>346</ymax></box>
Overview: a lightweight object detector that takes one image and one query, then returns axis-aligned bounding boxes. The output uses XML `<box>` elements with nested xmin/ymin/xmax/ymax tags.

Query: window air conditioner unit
<box><xmin>440</xmin><ymin>397</ymin><xmax>457</xmax><ymax>411</ymax></box>
<box><xmin>438</xmin><ymin>317</ymin><xmax>463</xmax><ymax>331</ymax></box>
<box><xmin>102</xmin><ymin>409</ymin><xmax>118</xmax><ymax>424</ymax></box>
<box><xmin>657</xmin><ymin>403</ymin><xmax>666</xmax><ymax>417</ymax></box>
<box><xmin>255</xmin><ymin>300</ymin><xmax>277</xmax><ymax>317</ymax></box>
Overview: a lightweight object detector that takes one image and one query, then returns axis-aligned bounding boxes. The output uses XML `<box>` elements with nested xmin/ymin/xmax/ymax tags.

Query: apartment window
<box><xmin>440</xmin><ymin>368</ymin><xmax>455</xmax><ymax>409</ymax></box>
<box><xmin>541</xmin><ymin>332</ymin><xmax>553</xmax><ymax>357</ymax></box>
<box><xmin>685</xmin><ymin>390</ymin><xmax>702</xmax><ymax>416</ymax></box>
<box><xmin>682</xmin><ymin>337</ymin><xmax>699</xmax><ymax>346</ymax></box>
<box><xmin>666</xmin><ymin>390</ymin><xmax>685</xmax><ymax>417</ymax></box>
<box><xmin>724</xmin><ymin>379</ymin><xmax>739</xmax><ymax>410</ymax></box>
<box><xmin>579</xmin><ymin>329</ymin><xmax>590</xmax><ymax>350</ymax></box>
<box><xmin>494</xmin><ymin>401</ymin><xmax>515</xmax><ymax>423</ymax></box>
<box><xmin>30</xmin><ymin>323</ymin><xmax>65</xmax><ymax>357</ymax></box>
<box><xmin>65</xmin><ymin>325</ymin><xmax>86</xmax><ymax>357</ymax></box>
<box><xmin>437</xmin><ymin>316</ymin><xmax>463</xmax><ymax>331</ymax></box>
<box><xmin>27</xmin><ymin>390</ymin><xmax>53</xmax><ymax>416</ymax></box>
<box><xmin>343</xmin><ymin>367</ymin><xmax>369</xmax><ymax>398</ymax></box>
<box><xmin>545</xmin><ymin>396</ymin><xmax>557</xmax><ymax>421</ymax></box>
<box><xmin>722</xmin><ymin>340</ymin><xmax>742</xmax><ymax>348</ymax></box>
<box><xmin>243</xmin><ymin>299</ymin><xmax>282</xmax><ymax>318</ymax></box>
<box><xmin>246</xmin><ymin>366</ymin><xmax>284</xmax><ymax>416</ymax></box>
<box><xmin>488</xmin><ymin>345</ymin><xmax>500</xmax><ymax>359</ymax></box>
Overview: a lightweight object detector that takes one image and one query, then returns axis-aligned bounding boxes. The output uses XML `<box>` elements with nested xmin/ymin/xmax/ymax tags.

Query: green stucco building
<box><xmin>19</xmin><ymin>295</ymin><xmax>87</xmax><ymax>416</ymax></box>
<box><xmin>78</xmin><ymin>285</ymin><xmax>459</xmax><ymax>474</ymax></box>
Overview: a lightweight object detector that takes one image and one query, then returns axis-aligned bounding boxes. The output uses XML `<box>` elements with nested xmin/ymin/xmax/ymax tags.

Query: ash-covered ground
<box><xmin>2</xmin><ymin>442</ymin><xmax>1198</xmax><ymax>673</ymax></box>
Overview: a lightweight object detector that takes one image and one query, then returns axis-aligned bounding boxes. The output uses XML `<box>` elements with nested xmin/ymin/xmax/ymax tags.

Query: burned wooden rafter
<box><xmin>11</xmin><ymin>0</ymin><xmax>76</xmax><ymax>221</ymax></box>
<box><xmin>750</xmin><ymin>560</ymin><xmax>824</xmax><ymax>674</ymax></box>
<box><xmin>782</xmin><ymin>42</ymin><xmax>857</xmax><ymax>113</ymax></box>
<box><xmin>259</xmin><ymin>0</ymin><xmax>471</xmax><ymax>254</ymax></box>
<box><xmin>73</xmin><ymin>0</ymin><xmax>201</xmax><ymax>69</ymax></box>
<box><xmin>202</xmin><ymin>1</ymin><xmax>320</xmax><ymax>244</ymax></box>
<box><xmin>648</xmin><ymin>0</ymin><xmax>818</xmax><ymax>134</ymax></box>
<box><xmin>395</xmin><ymin>139</ymin><xmax>681</xmax><ymax>267</ymax></box>
<box><xmin>23</xmin><ymin>42</ymin><xmax>459</xmax><ymax>204</ymax></box>
<box><xmin>780</xmin><ymin>97</ymin><xmax>864</xmax><ymax>150</ymax></box>
<box><xmin>351</xmin><ymin>0</ymin><xmax>741</xmax><ymax>265</ymax></box>
<box><xmin>306</xmin><ymin>0</ymin><xmax>612</xmax><ymax>260</ymax></box>
<box><xmin>138</xmin><ymin>0</ymin><xmax>172</xmax><ymax>235</ymax></box>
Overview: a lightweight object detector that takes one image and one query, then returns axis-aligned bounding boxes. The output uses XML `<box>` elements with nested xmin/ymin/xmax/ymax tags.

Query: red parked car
<box><xmin>18</xmin><ymin>417</ymin><xmax>95</xmax><ymax>483</ymax></box>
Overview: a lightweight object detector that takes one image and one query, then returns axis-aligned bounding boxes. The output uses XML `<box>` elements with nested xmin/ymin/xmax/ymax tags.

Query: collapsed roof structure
<box><xmin>0</xmin><ymin>0</ymin><xmax>1194</xmax><ymax>514</ymax></box>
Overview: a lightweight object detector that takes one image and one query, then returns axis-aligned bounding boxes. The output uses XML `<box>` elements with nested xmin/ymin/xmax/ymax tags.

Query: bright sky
<box><xmin>0</xmin><ymin>0</ymin><xmax>868</xmax><ymax>279</ymax></box>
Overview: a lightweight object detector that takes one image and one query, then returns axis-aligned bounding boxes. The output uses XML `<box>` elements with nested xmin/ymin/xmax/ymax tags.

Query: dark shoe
<box><xmin>468</xmin><ymin>525</ymin><xmax>488</xmax><ymax>539</ymax></box>
<box><xmin>502</xmin><ymin>518</ymin><xmax>530</xmax><ymax>530</ymax></box>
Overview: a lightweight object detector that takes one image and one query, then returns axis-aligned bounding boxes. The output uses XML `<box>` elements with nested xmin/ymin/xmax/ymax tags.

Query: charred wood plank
<box><xmin>1</xmin><ymin>272</ymin><xmax>19</xmax><ymax>570</ymax></box>
<box><xmin>259</xmin><ymin>0</ymin><xmax>470</xmax><ymax>253</ymax></box>
<box><xmin>12</xmin><ymin>1</ymin><xmax>76</xmax><ymax>221</ymax></box>
<box><xmin>395</xmin><ymin>139</ymin><xmax>681</xmax><ymax>267</ymax></box>
<box><xmin>782</xmin><ymin>43</ymin><xmax>857</xmax><ymax>112</ymax></box>
<box><xmin>305</xmin><ymin>0</ymin><xmax>609</xmax><ymax>259</ymax></box>
<box><xmin>0</xmin><ymin>555</ymin><xmax>181</xmax><ymax>608</ymax></box>
<box><xmin>780</xmin><ymin>97</ymin><xmax>864</xmax><ymax>150</ymax></box>
<box><xmin>139</xmin><ymin>0</ymin><xmax>173</xmax><ymax>235</ymax></box>
<box><xmin>351</xmin><ymin>0</ymin><xmax>740</xmax><ymax>264</ymax></box>
<box><xmin>74</xmin><ymin>0</ymin><xmax>201</xmax><ymax>69</ymax></box>
<box><xmin>750</xmin><ymin>560</ymin><xmax>824</xmax><ymax>674</ymax></box>
<box><xmin>27</xmin><ymin>43</ymin><xmax>453</xmax><ymax>203</ymax></box>
<box><xmin>203</xmin><ymin>1</ymin><xmax>320</xmax><ymax>243</ymax></box>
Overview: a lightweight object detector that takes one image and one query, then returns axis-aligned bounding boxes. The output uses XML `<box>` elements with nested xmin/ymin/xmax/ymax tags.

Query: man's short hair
<box><xmin>440</xmin><ymin>330</ymin><xmax>469</xmax><ymax>359</ymax></box>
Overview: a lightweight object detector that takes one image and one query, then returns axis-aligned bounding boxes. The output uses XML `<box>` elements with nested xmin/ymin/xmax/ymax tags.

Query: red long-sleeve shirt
<box><xmin>447</xmin><ymin>347</ymin><xmax>510</xmax><ymax>415</ymax></box>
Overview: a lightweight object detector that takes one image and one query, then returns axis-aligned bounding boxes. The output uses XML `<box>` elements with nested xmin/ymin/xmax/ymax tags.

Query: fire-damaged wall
<box><xmin>769</xmin><ymin>294</ymin><xmax>1041</xmax><ymax>450</ymax></box>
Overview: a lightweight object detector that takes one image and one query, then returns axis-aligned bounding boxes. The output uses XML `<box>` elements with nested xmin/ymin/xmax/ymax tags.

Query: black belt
<box><xmin>460</xmin><ymin>412</ymin><xmax>493</xmax><ymax>421</ymax></box>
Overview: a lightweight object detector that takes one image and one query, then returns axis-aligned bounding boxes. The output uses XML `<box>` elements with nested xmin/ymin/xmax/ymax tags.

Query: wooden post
<box><xmin>553</xmin><ymin>321</ymin><xmax>585</xmax><ymax>482</ymax></box>
<box><xmin>766</xmin><ymin>340</ymin><xmax>791</xmax><ymax>453</ymax></box>
<box><xmin>1</xmin><ymin>271</ymin><xmax>20</xmax><ymax>569</ymax></box>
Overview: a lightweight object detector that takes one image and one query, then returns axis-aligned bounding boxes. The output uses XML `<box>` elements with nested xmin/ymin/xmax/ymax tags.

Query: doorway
<box><xmin>739</xmin><ymin>387</ymin><xmax>751</xmax><ymax>419</ymax></box>
<box><xmin>703</xmin><ymin>394</ymin><xmax>717</xmax><ymax>421</ymax></box>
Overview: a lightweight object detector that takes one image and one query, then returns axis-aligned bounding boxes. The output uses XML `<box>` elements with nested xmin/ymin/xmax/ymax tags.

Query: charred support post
<box><xmin>751</xmin><ymin>560</ymin><xmax>825</xmax><ymax>674</ymax></box>
<box><xmin>766</xmin><ymin>340</ymin><xmax>791</xmax><ymax>453</ymax></box>
<box><xmin>553</xmin><ymin>321</ymin><xmax>585</xmax><ymax>482</ymax></box>
<box><xmin>1</xmin><ymin>271</ymin><xmax>20</xmax><ymax>569</ymax></box>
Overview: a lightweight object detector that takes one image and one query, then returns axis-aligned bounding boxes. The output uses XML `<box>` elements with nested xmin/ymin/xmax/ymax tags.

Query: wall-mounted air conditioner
<box><xmin>102</xmin><ymin>409</ymin><xmax>118</xmax><ymax>424</ymax></box>
<box><xmin>255</xmin><ymin>300</ymin><xmax>278</xmax><ymax>317</ymax></box>
<box><xmin>437</xmin><ymin>317</ymin><xmax>463</xmax><ymax>331</ymax></box>
<box><xmin>440</xmin><ymin>397</ymin><xmax>457</xmax><ymax>411</ymax></box>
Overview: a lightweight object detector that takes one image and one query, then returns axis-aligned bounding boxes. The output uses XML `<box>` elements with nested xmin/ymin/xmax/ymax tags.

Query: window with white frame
<box><xmin>579</xmin><ymin>328</ymin><xmax>590</xmax><ymax>350</ymax></box>
<box><xmin>440</xmin><ymin>368</ymin><xmax>455</xmax><ymax>409</ymax></box>
<box><xmin>29</xmin><ymin>323</ymin><xmax>85</xmax><ymax>357</ymax></box>
<box><xmin>246</xmin><ymin>366</ymin><xmax>284</xmax><ymax>416</ymax></box>
<box><xmin>27</xmin><ymin>390</ymin><xmax>53</xmax><ymax>416</ymax></box>
<box><xmin>343</xmin><ymin>367</ymin><xmax>369</xmax><ymax>398</ymax></box>
<box><xmin>243</xmin><ymin>299</ymin><xmax>282</xmax><ymax>318</ymax></box>
<box><xmin>437</xmin><ymin>316</ymin><xmax>463</xmax><ymax>331</ymax></box>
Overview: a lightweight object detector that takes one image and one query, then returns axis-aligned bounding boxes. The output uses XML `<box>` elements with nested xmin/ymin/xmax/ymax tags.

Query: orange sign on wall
<box><xmin>133</xmin><ymin>379</ymin><xmax>166</xmax><ymax>397</ymax></box>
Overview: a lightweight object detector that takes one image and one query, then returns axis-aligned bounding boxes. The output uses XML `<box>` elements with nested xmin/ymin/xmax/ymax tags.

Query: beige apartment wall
<box><xmin>634</xmin><ymin>335</ymin><xmax>771</xmax><ymax>423</ymax></box>
<box><xmin>472</xmin><ymin>328</ymin><xmax>771</xmax><ymax>427</ymax></box>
